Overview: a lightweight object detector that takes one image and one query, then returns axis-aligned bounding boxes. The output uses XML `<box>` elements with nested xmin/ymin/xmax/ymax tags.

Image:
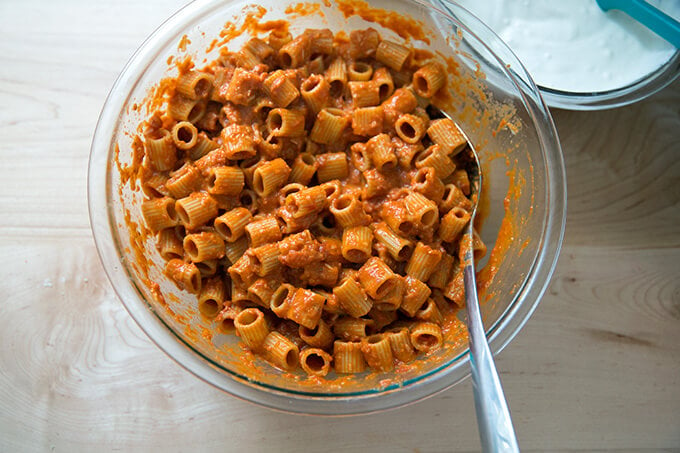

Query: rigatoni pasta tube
<box><xmin>428</xmin><ymin>252</ymin><xmax>454</xmax><ymax>289</ymax></box>
<box><xmin>333</xmin><ymin>317</ymin><xmax>374</xmax><ymax>341</ymax></box>
<box><xmin>289</xmin><ymin>152</ymin><xmax>318</xmax><ymax>185</ymax></box>
<box><xmin>198</xmin><ymin>276</ymin><xmax>225</xmax><ymax>317</ymax></box>
<box><xmin>333</xmin><ymin>277</ymin><xmax>372</xmax><ymax>318</ymax></box>
<box><xmin>144</xmin><ymin>129</ymin><xmax>177</xmax><ymax>172</ymax></box>
<box><xmin>224</xmin><ymin>236</ymin><xmax>249</xmax><ymax>265</ymax></box>
<box><xmin>214</xmin><ymin>207</ymin><xmax>252</xmax><ymax>242</ymax></box>
<box><xmin>410</xmin><ymin>322</ymin><xmax>443</xmax><ymax>352</ymax></box>
<box><xmin>165</xmin><ymin>259</ymin><xmax>201</xmax><ymax>294</ymax></box>
<box><xmin>387</xmin><ymin>327</ymin><xmax>417</xmax><ymax>362</ymax></box>
<box><xmin>349</xmin><ymin>28</ymin><xmax>380</xmax><ymax>59</ymax></box>
<box><xmin>346</xmin><ymin>61</ymin><xmax>371</xmax><ymax>81</ymax></box>
<box><xmin>376</xmin><ymin>39</ymin><xmax>410</xmax><ymax>71</ymax></box>
<box><xmin>361</xmin><ymin>334</ymin><xmax>394</xmax><ymax>371</ymax></box>
<box><xmin>400</xmin><ymin>275</ymin><xmax>431</xmax><ymax>317</ymax></box>
<box><xmin>406</xmin><ymin>242</ymin><xmax>443</xmax><ymax>282</ymax></box>
<box><xmin>358</xmin><ymin>257</ymin><xmax>400</xmax><ymax>300</ymax></box>
<box><xmin>166</xmin><ymin>164</ymin><xmax>202</xmax><ymax>199</ymax></box>
<box><xmin>252</xmin><ymin>158</ymin><xmax>291</xmax><ymax>197</ymax></box>
<box><xmin>250</xmin><ymin>242</ymin><xmax>280</xmax><ymax>277</ymax></box>
<box><xmin>235</xmin><ymin>308</ymin><xmax>270</xmax><ymax>350</ymax></box>
<box><xmin>352</xmin><ymin>106</ymin><xmax>383</xmax><ymax>136</ymax></box>
<box><xmin>263</xmin><ymin>331</ymin><xmax>299</xmax><ymax>371</ymax></box>
<box><xmin>176</xmin><ymin>71</ymin><xmax>214</xmax><ymax>99</ymax></box>
<box><xmin>300</xmin><ymin>348</ymin><xmax>333</xmax><ymax>377</ymax></box>
<box><xmin>411</xmin><ymin>167</ymin><xmax>445</xmax><ymax>202</ymax></box>
<box><xmin>372</xmin><ymin>222</ymin><xmax>414</xmax><ymax>261</ymax></box>
<box><xmin>333</xmin><ymin>341</ymin><xmax>366</xmax><ymax>374</ymax></box>
<box><xmin>413</xmin><ymin>61</ymin><xmax>446</xmax><ymax>98</ymax></box>
<box><xmin>439</xmin><ymin>207</ymin><xmax>471</xmax><ymax>243</ymax></box>
<box><xmin>330</xmin><ymin>193</ymin><xmax>368</xmax><ymax>228</ymax></box>
<box><xmin>366</xmin><ymin>133</ymin><xmax>397</xmax><ymax>172</ymax></box>
<box><xmin>285</xmin><ymin>288</ymin><xmax>325</xmax><ymax>330</ymax></box>
<box><xmin>141</xmin><ymin>197</ymin><xmax>178</xmax><ymax>233</ymax></box>
<box><xmin>286</xmin><ymin>185</ymin><xmax>326</xmax><ymax>219</ymax></box>
<box><xmin>207</xmin><ymin>166</ymin><xmax>244</xmax><ymax>196</ymax></box>
<box><xmin>325</xmin><ymin>57</ymin><xmax>347</xmax><ymax>96</ymax></box>
<box><xmin>183</xmin><ymin>231</ymin><xmax>225</xmax><ymax>262</ymax></box>
<box><xmin>245</xmin><ymin>216</ymin><xmax>282</xmax><ymax>247</ymax></box>
<box><xmin>157</xmin><ymin>228</ymin><xmax>183</xmax><ymax>261</ymax></box>
<box><xmin>300</xmin><ymin>74</ymin><xmax>329</xmax><ymax>115</ymax></box>
<box><xmin>299</xmin><ymin>319</ymin><xmax>334</xmax><ymax>349</ymax></box>
<box><xmin>264</xmin><ymin>70</ymin><xmax>300</xmax><ymax>108</ymax></box>
<box><xmin>395</xmin><ymin>114</ymin><xmax>427</xmax><ymax>145</ymax></box>
<box><xmin>372</xmin><ymin>67</ymin><xmax>394</xmax><ymax>101</ymax></box>
<box><xmin>228</xmin><ymin>254</ymin><xmax>257</xmax><ymax>288</ymax></box>
<box><xmin>415</xmin><ymin>298</ymin><xmax>444</xmax><ymax>324</ymax></box>
<box><xmin>403</xmin><ymin>191</ymin><xmax>439</xmax><ymax>229</ymax></box>
<box><xmin>221</xmin><ymin>124</ymin><xmax>256</xmax><ymax>160</ymax></box>
<box><xmin>270</xmin><ymin>283</ymin><xmax>295</xmax><ymax>318</ymax></box>
<box><xmin>168</xmin><ymin>94</ymin><xmax>203</xmax><ymax>122</ymax></box>
<box><xmin>342</xmin><ymin>226</ymin><xmax>373</xmax><ymax>263</ymax></box>
<box><xmin>440</xmin><ymin>183</ymin><xmax>472</xmax><ymax>213</ymax></box>
<box><xmin>267</xmin><ymin>108</ymin><xmax>305</xmax><ymax>137</ymax></box>
<box><xmin>349</xmin><ymin>81</ymin><xmax>380</xmax><ymax>107</ymax></box>
<box><xmin>316</xmin><ymin>152</ymin><xmax>349</xmax><ymax>183</ymax></box>
<box><xmin>415</xmin><ymin>145</ymin><xmax>456</xmax><ymax>180</ymax></box>
<box><xmin>310</xmin><ymin>108</ymin><xmax>349</xmax><ymax>145</ymax></box>
<box><xmin>171</xmin><ymin>121</ymin><xmax>198</xmax><ymax>150</ymax></box>
<box><xmin>247</xmin><ymin>278</ymin><xmax>275</xmax><ymax>309</ymax></box>
<box><xmin>175</xmin><ymin>192</ymin><xmax>218</xmax><ymax>230</ymax></box>
<box><xmin>427</xmin><ymin>118</ymin><xmax>468</xmax><ymax>156</ymax></box>
<box><xmin>279</xmin><ymin>33</ymin><xmax>310</xmax><ymax>68</ymax></box>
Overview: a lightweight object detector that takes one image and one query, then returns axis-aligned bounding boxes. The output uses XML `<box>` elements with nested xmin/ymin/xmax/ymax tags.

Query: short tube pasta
<box><xmin>333</xmin><ymin>277</ymin><xmax>372</xmax><ymax>318</ymax></box>
<box><xmin>263</xmin><ymin>331</ymin><xmax>300</xmax><ymax>371</ymax></box>
<box><xmin>136</xmin><ymin>27</ymin><xmax>483</xmax><ymax>377</ymax></box>
<box><xmin>439</xmin><ymin>207</ymin><xmax>471</xmax><ymax>243</ymax></box>
<box><xmin>214</xmin><ymin>207</ymin><xmax>252</xmax><ymax>242</ymax></box>
<box><xmin>207</xmin><ymin>166</ymin><xmax>244</xmax><ymax>196</ymax></box>
<box><xmin>252</xmin><ymin>158</ymin><xmax>291</xmax><ymax>196</ymax></box>
<box><xmin>299</xmin><ymin>348</ymin><xmax>333</xmax><ymax>376</ymax></box>
<box><xmin>376</xmin><ymin>39</ymin><xmax>410</xmax><ymax>71</ymax></box>
<box><xmin>405</xmin><ymin>242</ymin><xmax>443</xmax><ymax>282</ymax></box>
<box><xmin>245</xmin><ymin>216</ymin><xmax>282</xmax><ymax>247</ymax></box>
<box><xmin>175</xmin><ymin>192</ymin><xmax>218</xmax><ymax>230</ymax></box>
<box><xmin>165</xmin><ymin>259</ymin><xmax>201</xmax><ymax>294</ymax></box>
<box><xmin>141</xmin><ymin>197</ymin><xmax>178</xmax><ymax>233</ymax></box>
<box><xmin>342</xmin><ymin>226</ymin><xmax>373</xmax><ymax>263</ymax></box>
<box><xmin>310</xmin><ymin>108</ymin><xmax>349</xmax><ymax>145</ymax></box>
<box><xmin>198</xmin><ymin>276</ymin><xmax>226</xmax><ymax>318</ymax></box>
<box><xmin>183</xmin><ymin>231</ymin><xmax>225</xmax><ymax>262</ymax></box>
<box><xmin>410</xmin><ymin>322</ymin><xmax>444</xmax><ymax>352</ymax></box>
<box><xmin>333</xmin><ymin>340</ymin><xmax>366</xmax><ymax>374</ymax></box>
<box><xmin>412</xmin><ymin>62</ymin><xmax>446</xmax><ymax>98</ymax></box>
<box><xmin>361</xmin><ymin>334</ymin><xmax>394</xmax><ymax>371</ymax></box>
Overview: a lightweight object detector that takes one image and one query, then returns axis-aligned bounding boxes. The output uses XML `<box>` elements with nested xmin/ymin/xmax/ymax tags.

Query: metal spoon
<box><xmin>459</xmin><ymin>140</ymin><xmax>520</xmax><ymax>453</ymax></box>
<box><xmin>428</xmin><ymin>104</ymin><xmax>520</xmax><ymax>452</ymax></box>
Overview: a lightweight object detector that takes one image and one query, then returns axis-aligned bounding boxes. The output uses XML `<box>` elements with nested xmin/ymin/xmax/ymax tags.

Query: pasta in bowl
<box><xmin>89</xmin><ymin>0</ymin><xmax>565</xmax><ymax>414</ymax></box>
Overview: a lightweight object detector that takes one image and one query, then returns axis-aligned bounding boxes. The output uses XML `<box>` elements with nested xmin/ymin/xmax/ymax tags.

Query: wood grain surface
<box><xmin>1</xmin><ymin>1</ymin><xmax>678</xmax><ymax>451</ymax></box>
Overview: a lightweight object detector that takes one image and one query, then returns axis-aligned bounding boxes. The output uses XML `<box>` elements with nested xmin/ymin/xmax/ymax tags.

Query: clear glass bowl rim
<box><xmin>87</xmin><ymin>0</ymin><xmax>567</xmax><ymax>415</ymax></box>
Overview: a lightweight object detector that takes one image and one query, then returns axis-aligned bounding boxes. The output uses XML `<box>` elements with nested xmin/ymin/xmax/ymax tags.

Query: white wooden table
<box><xmin>1</xmin><ymin>1</ymin><xmax>679</xmax><ymax>451</ymax></box>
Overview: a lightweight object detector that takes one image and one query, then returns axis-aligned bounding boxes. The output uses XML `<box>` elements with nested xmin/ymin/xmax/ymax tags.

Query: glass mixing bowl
<box><xmin>538</xmin><ymin>51</ymin><xmax>680</xmax><ymax>110</ymax></box>
<box><xmin>88</xmin><ymin>0</ymin><xmax>566</xmax><ymax>415</ymax></box>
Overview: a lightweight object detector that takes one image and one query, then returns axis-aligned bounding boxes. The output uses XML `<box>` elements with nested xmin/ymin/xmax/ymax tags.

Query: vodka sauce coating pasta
<box><xmin>136</xmin><ymin>27</ymin><xmax>484</xmax><ymax>376</ymax></box>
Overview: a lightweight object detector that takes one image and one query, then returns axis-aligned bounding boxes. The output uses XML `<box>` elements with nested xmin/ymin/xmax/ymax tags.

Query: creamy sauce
<box><xmin>455</xmin><ymin>0</ymin><xmax>680</xmax><ymax>93</ymax></box>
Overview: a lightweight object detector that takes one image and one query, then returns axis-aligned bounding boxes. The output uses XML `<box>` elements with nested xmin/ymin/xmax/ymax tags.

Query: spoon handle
<box><xmin>464</xmin><ymin>229</ymin><xmax>520</xmax><ymax>453</ymax></box>
<box><xmin>597</xmin><ymin>0</ymin><xmax>680</xmax><ymax>48</ymax></box>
